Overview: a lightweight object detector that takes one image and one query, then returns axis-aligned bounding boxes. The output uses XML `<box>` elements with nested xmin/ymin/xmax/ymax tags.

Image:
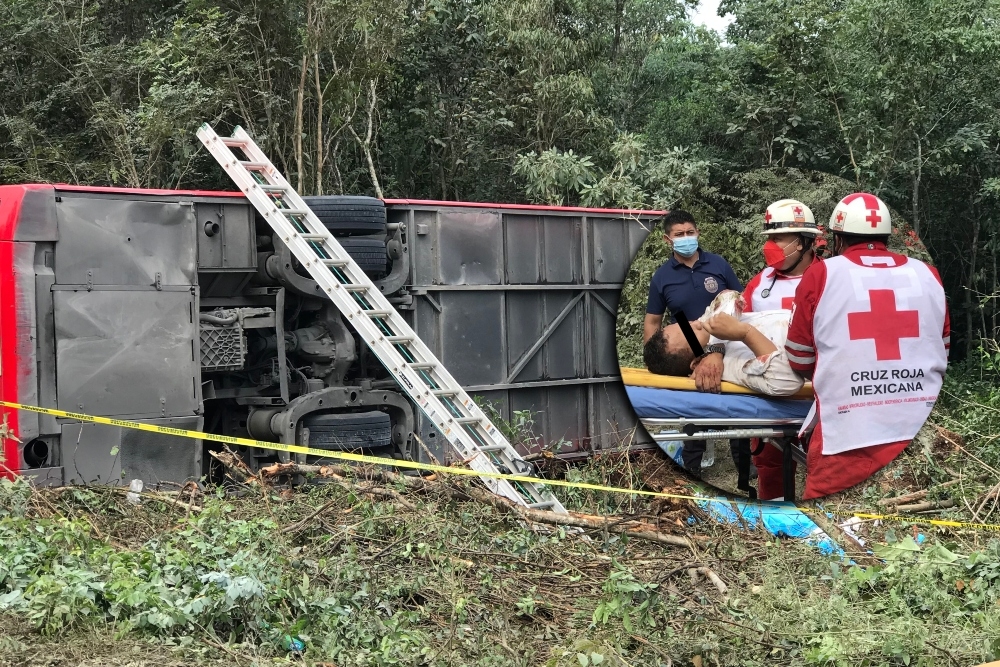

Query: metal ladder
<box><xmin>197</xmin><ymin>124</ymin><xmax>566</xmax><ymax>513</ymax></box>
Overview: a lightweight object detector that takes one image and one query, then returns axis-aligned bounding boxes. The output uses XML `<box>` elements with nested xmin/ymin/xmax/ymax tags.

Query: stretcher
<box><xmin>622</xmin><ymin>367</ymin><xmax>814</xmax><ymax>499</ymax></box>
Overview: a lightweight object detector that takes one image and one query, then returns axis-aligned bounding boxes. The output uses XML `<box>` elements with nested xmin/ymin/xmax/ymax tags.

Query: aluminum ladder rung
<box><xmin>238</xmin><ymin>161</ymin><xmax>270</xmax><ymax>170</ymax></box>
<box><xmin>528</xmin><ymin>501</ymin><xmax>557</xmax><ymax>510</ymax></box>
<box><xmin>197</xmin><ymin>123</ymin><xmax>566</xmax><ymax>514</ymax></box>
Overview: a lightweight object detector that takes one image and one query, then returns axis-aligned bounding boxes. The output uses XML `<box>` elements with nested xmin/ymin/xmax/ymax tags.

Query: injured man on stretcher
<box><xmin>640</xmin><ymin>290</ymin><xmax>804</xmax><ymax>498</ymax></box>
<box><xmin>642</xmin><ymin>293</ymin><xmax>803</xmax><ymax>397</ymax></box>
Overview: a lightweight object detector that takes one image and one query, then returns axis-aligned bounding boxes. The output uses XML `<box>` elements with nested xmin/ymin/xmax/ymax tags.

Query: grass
<box><xmin>2</xmin><ymin>449</ymin><xmax>1000</xmax><ymax>667</ymax></box>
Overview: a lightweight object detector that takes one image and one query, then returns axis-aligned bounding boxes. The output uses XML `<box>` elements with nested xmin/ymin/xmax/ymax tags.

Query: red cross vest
<box><xmin>806</xmin><ymin>253</ymin><xmax>948</xmax><ymax>454</ymax></box>
<box><xmin>743</xmin><ymin>267</ymin><xmax>802</xmax><ymax>312</ymax></box>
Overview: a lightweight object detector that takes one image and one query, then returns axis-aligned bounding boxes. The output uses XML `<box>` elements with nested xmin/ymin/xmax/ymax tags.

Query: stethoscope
<box><xmin>759</xmin><ymin>271</ymin><xmax>780</xmax><ymax>299</ymax></box>
<box><xmin>760</xmin><ymin>247</ymin><xmax>808</xmax><ymax>299</ymax></box>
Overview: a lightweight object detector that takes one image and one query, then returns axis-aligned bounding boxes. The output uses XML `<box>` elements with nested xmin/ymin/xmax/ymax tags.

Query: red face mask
<box><xmin>762</xmin><ymin>239</ymin><xmax>799</xmax><ymax>270</ymax></box>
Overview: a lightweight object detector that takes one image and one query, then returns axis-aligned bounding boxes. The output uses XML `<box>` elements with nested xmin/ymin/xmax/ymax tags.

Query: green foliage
<box><xmin>4</xmin><ymin>479</ymin><xmax>1000</xmax><ymax>666</ymax></box>
<box><xmin>936</xmin><ymin>337</ymin><xmax>1000</xmax><ymax>469</ymax></box>
<box><xmin>845</xmin><ymin>533</ymin><xmax>999</xmax><ymax>615</ymax></box>
<box><xmin>513</xmin><ymin>148</ymin><xmax>598</xmax><ymax>206</ymax></box>
<box><xmin>590</xmin><ymin>561</ymin><xmax>660</xmax><ymax>632</ymax></box>
<box><xmin>1</xmin><ymin>0</ymin><xmax>999</xmax><ymax>349</ymax></box>
<box><xmin>513</xmin><ymin>133</ymin><xmax>715</xmax><ymax>209</ymax></box>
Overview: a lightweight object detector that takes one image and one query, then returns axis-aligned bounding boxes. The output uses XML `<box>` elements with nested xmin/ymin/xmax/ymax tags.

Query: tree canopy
<box><xmin>2</xmin><ymin>0</ymin><xmax>998</xmax><ymax>355</ymax></box>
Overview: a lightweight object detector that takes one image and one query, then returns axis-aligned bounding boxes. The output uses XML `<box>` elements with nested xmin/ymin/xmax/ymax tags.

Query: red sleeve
<box><xmin>928</xmin><ymin>265</ymin><xmax>951</xmax><ymax>353</ymax></box>
<box><xmin>742</xmin><ymin>271</ymin><xmax>763</xmax><ymax>313</ymax></box>
<box><xmin>785</xmin><ymin>260</ymin><xmax>827</xmax><ymax>374</ymax></box>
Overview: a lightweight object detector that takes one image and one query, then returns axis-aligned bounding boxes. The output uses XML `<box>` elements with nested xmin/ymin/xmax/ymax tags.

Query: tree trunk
<box><xmin>611</xmin><ymin>0</ymin><xmax>624</xmax><ymax>62</ymax></box>
<box><xmin>992</xmin><ymin>247</ymin><xmax>997</xmax><ymax>339</ymax></box>
<box><xmin>349</xmin><ymin>80</ymin><xmax>384</xmax><ymax>199</ymax></box>
<box><xmin>295</xmin><ymin>53</ymin><xmax>308</xmax><ymax>194</ymax></box>
<box><xmin>313</xmin><ymin>52</ymin><xmax>324</xmax><ymax>196</ymax></box>
<box><xmin>330</xmin><ymin>137</ymin><xmax>343</xmax><ymax>194</ymax></box>
<box><xmin>965</xmin><ymin>213</ymin><xmax>981</xmax><ymax>357</ymax></box>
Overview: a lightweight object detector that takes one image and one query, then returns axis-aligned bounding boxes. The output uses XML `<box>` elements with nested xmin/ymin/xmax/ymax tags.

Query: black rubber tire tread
<box><xmin>337</xmin><ymin>236</ymin><xmax>387</xmax><ymax>277</ymax></box>
<box><xmin>303</xmin><ymin>196</ymin><xmax>387</xmax><ymax>236</ymax></box>
<box><xmin>302</xmin><ymin>411</ymin><xmax>392</xmax><ymax>451</ymax></box>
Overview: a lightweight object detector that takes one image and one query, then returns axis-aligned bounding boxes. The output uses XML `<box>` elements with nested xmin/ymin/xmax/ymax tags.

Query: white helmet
<box><xmin>763</xmin><ymin>199</ymin><xmax>821</xmax><ymax>236</ymax></box>
<box><xmin>829</xmin><ymin>193</ymin><xmax>892</xmax><ymax>235</ymax></box>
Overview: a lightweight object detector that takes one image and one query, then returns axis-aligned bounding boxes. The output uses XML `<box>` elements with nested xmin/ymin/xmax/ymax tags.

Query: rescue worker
<box><xmin>691</xmin><ymin>199</ymin><xmax>824</xmax><ymax>499</ymax></box>
<box><xmin>784</xmin><ymin>193</ymin><xmax>950</xmax><ymax>499</ymax></box>
<box><xmin>644</xmin><ymin>209</ymin><xmax>742</xmax><ymax>476</ymax></box>
<box><xmin>743</xmin><ymin>198</ymin><xmax>824</xmax><ymax>312</ymax></box>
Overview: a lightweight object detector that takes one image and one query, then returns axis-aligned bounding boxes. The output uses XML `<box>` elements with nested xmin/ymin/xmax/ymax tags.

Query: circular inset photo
<box><xmin>616</xmin><ymin>169</ymin><xmax>945</xmax><ymax>502</ymax></box>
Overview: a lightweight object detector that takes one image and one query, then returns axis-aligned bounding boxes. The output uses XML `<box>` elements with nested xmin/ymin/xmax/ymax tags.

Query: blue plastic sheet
<box><xmin>656</xmin><ymin>440</ymin><xmax>845</xmax><ymax>556</ymax></box>
<box><xmin>697</xmin><ymin>498</ymin><xmax>846</xmax><ymax>557</ymax></box>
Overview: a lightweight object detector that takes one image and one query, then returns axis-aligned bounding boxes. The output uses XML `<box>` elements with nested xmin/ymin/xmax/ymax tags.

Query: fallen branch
<box><xmin>620</xmin><ymin>529</ymin><xmax>699</xmax><ymax>549</ymax></box>
<box><xmin>208</xmin><ymin>448</ymin><xmax>257</xmax><ymax>485</ymax></box>
<box><xmin>878</xmin><ymin>479</ymin><xmax>963</xmax><ymax>507</ymax></box>
<box><xmin>108</xmin><ymin>487</ymin><xmax>203</xmax><ymax>513</ymax></box>
<box><xmin>686</xmin><ymin>568</ymin><xmax>710</xmax><ymax>601</ymax></box>
<box><xmin>896</xmin><ymin>499</ymin><xmax>956</xmax><ymax>513</ymax></box>
<box><xmin>258</xmin><ymin>461</ymin><xmax>411</xmax><ymax>488</ymax></box>
<box><xmin>973</xmin><ymin>481</ymin><xmax>1000</xmax><ymax>520</ymax></box>
<box><xmin>242</xmin><ymin>458</ymin><xmax>700</xmax><ymax>550</ymax></box>
<box><xmin>460</xmin><ymin>484</ymin><xmax>699</xmax><ymax>551</ymax></box>
<box><xmin>695</xmin><ymin>566</ymin><xmax>729</xmax><ymax>596</ymax></box>
<box><xmin>412</xmin><ymin>433</ymin><xmax>441</xmax><ymax>466</ymax></box>
<box><xmin>801</xmin><ymin>507</ymin><xmax>876</xmax><ymax>564</ymax></box>
<box><xmin>630</xmin><ymin>634</ymin><xmax>673</xmax><ymax>667</ymax></box>
<box><xmin>281</xmin><ymin>498</ymin><xmax>340</xmax><ymax>534</ymax></box>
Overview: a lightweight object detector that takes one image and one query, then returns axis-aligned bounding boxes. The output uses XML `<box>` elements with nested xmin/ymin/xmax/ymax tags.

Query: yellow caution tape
<box><xmin>1</xmin><ymin>400</ymin><xmax>996</xmax><ymax>533</ymax></box>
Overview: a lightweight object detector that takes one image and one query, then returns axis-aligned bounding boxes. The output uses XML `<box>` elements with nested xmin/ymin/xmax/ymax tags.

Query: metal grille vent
<box><xmin>200</xmin><ymin>324</ymin><xmax>246</xmax><ymax>371</ymax></box>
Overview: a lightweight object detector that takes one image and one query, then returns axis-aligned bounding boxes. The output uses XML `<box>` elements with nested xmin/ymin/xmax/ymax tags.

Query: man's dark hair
<box><xmin>643</xmin><ymin>328</ymin><xmax>694</xmax><ymax>377</ymax></box>
<box><xmin>834</xmin><ymin>232</ymin><xmax>891</xmax><ymax>248</ymax></box>
<box><xmin>662</xmin><ymin>210</ymin><xmax>697</xmax><ymax>235</ymax></box>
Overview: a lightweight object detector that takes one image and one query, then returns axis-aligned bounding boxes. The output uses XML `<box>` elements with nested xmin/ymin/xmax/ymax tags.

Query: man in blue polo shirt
<box><xmin>643</xmin><ymin>210</ymin><xmax>743</xmax><ymax>476</ymax></box>
<box><xmin>644</xmin><ymin>211</ymin><xmax>743</xmax><ymax>340</ymax></box>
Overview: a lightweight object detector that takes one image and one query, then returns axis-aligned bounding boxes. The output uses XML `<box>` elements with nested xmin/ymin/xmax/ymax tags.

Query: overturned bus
<box><xmin>0</xmin><ymin>184</ymin><xmax>658</xmax><ymax>486</ymax></box>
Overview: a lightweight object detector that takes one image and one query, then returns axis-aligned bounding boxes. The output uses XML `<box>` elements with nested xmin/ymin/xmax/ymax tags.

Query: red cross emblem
<box><xmin>764</xmin><ymin>210</ymin><xmax>772</xmax><ymax>223</ymax></box>
<box><xmin>847</xmin><ymin>289</ymin><xmax>920</xmax><ymax>360</ymax></box>
<box><xmin>835</xmin><ymin>212</ymin><xmax>845</xmax><ymax>224</ymax></box>
<box><xmin>793</xmin><ymin>206</ymin><xmax>802</xmax><ymax>215</ymax></box>
<box><xmin>843</xmin><ymin>193</ymin><xmax>883</xmax><ymax>229</ymax></box>
<box><xmin>781</xmin><ymin>296</ymin><xmax>795</xmax><ymax>310</ymax></box>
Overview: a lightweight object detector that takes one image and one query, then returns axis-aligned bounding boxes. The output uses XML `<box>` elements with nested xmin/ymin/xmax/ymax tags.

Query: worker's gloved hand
<box><xmin>702</xmin><ymin>312</ymin><xmax>750</xmax><ymax>342</ymax></box>
<box><xmin>692</xmin><ymin>353</ymin><xmax>724</xmax><ymax>393</ymax></box>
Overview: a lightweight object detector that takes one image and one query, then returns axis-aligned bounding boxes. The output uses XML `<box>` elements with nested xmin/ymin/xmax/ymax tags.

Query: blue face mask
<box><xmin>672</xmin><ymin>236</ymin><xmax>699</xmax><ymax>257</ymax></box>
